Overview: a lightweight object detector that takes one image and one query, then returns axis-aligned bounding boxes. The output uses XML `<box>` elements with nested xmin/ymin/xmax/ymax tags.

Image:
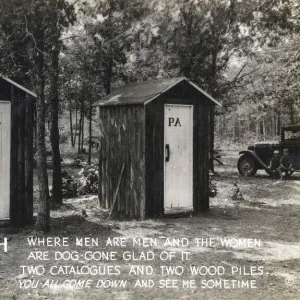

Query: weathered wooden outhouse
<box><xmin>93</xmin><ymin>77</ymin><xmax>221</xmax><ymax>219</ymax></box>
<box><xmin>0</xmin><ymin>75</ymin><xmax>35</xmax><ymax>227</ymax></box>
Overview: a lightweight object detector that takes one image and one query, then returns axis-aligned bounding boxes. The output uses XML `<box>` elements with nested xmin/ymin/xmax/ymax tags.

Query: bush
<box><xmin>78</xmin><ymin>163</ymin><xmax>99</xmax><ymax>195</ymax></box>
<box><xmin>74</xmin><ymin>155</ymin><xmax>86</xmax><ymax>167</ymax></box>
<box><xmin>60</xmin><ymin>132</ymin><xmax>70</xmax><ymax>144</ymax></box>
<box><xmin>61</xmin><ymin>170</ymin><xmax>79</xmax><ymax>198</ymax></box>
<box><xmin>209</xmin><ymin>178</ymin><xmax>217</xmax><ymax>197</ymax></box>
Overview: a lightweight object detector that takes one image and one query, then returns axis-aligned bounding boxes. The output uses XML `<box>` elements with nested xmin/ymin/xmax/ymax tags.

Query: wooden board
<box><xmin>98</xmin><ymin>105</ymin><xmax>146</xmax><ymax>219</ymax></box>
<box><xmin>0</xmin><ymin>102</ymin><xmax>11</xmax><ymax>220</ymax></box>
<box><xmin>164</xmin><ymin>104</ymin><xmax>193</xmax><ymax>210</ymax></box>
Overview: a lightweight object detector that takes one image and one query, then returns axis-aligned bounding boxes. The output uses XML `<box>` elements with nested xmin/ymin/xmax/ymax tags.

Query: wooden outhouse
<box><xmin>0</xmin><ymin>75</ymin><xmax>35</xmax><ymax>227</ymax></box>
<box><xmin>93</xmin><ymin>77</ymin><xmax>221</xmax><ymax>219</ymax></box>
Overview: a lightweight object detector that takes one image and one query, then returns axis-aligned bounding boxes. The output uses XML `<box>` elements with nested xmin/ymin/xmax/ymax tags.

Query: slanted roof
<box><xmin>92</xmin><ymin>77</ymin><xmax>221</xmax><ymax>107</ymax></box>
<box><xmin>0</xmin><ymin>74</ymin><xmax>37</xmax><ymax>97</ymax></box>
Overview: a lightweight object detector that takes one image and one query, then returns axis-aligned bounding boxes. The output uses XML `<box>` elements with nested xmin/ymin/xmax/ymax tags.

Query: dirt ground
<box><xmin>1</xmin><ymin>151</ymin><xmax>300</xmax><ymax>300</ymax></box>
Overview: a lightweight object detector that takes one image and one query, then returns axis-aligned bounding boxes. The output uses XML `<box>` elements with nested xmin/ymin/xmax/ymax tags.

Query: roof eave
<box><xmin>0</xmin><ymin>75</ymin><xmax>37</xmax><ymax>98</ymax></box>
<box><xmin>187</xmin><ymin>80</ymin><xmax>222</xmax><ymax>107</ymax></box>
<box><xmin>143</xmin><ymin>77</ymin><xmax>222</xmax><ymax>107</ymax></box>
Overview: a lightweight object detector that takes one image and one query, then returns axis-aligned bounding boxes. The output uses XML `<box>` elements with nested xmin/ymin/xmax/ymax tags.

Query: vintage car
<box><xmin>237</xmin><ymin>124</ymin><xmax>300</xmax><ymax>177</ymax></box>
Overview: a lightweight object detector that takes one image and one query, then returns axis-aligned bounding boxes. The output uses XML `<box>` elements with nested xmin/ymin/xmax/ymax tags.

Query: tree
<box><xmin>0</xmin><ymin>0</ymin><xmax>50</xmax><ymax>231</ymax></box>
<box><xmin>0</xmin><ymin>0</ymin><xmax>77</xmax><ymax>230</ymax></box>
<box><xmin>220</xmin><ymin>39</ymin><xmax>300</xmax><ymax>143</ymax></box>
<box><xmin>48</xmin><ymin>0</ymin><xmax>76</xmax><ymax>205</ymax></box>
<box><xmin>28</xmin><ymin>2</ymin><xmax>51</xmax><ymax>232</ymax></box>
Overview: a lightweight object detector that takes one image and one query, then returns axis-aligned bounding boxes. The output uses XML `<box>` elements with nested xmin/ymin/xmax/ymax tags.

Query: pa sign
<box><xmin>168</xmin><ymin>118</ymin><xmax>181</xmax><ymax>127</ymax></box>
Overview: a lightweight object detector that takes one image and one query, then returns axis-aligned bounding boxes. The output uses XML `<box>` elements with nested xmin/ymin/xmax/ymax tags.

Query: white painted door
<box><xmin>164</xmin><ymin>104</ymin><xmax>193</xmax><ymax>210</ymax></box>
<box><xmin>0</xmin><ymin>102</ymin><xmax>11</xmax><ymax>220</ymax></box>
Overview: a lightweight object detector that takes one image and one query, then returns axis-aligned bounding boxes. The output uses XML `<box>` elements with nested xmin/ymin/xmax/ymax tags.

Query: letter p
<box><xmin>169</xmin><ymin>118</ymin><xmax>175</xmax><ymax>126</ymax></box>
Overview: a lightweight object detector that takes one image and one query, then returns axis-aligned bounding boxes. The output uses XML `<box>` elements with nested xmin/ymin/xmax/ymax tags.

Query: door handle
<box><xmin>166</xmin><ymin>144</ymin><xmax>170</xmax><ymax>162</ymax></box>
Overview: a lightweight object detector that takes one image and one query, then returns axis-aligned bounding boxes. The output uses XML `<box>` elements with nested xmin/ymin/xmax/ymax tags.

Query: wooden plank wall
<box><xmin>17</xmin><ymin>91</ymin><xmax>26</xmax><ymax>226</ymax></box>
<box><xmin>8</xmin><ymin>86</ymin><xmax>34</xmax><ymax>227</ymax></box>
<box><xmin>10</xmin><ymin>85</ymin><xmax>19</xmax><ymax>226</ymax></box>
<box><xmin>145</xmin><ymin>100</ymin><xmax>165</xmax><ymax>217</ymax></box>
<box><xmin>193</xmin><ymin>100</ymin><xmax>210</xmax><ymax>213</ymax></box>
<box><xmin>24</xmin><ymin>95</ymin><xmax>34</xmax><ymax>225</ymax></box>
<box><xmin>98</xmin><ymin>105</ymin><xmax>146</xmax><ymax>219</ymax></box>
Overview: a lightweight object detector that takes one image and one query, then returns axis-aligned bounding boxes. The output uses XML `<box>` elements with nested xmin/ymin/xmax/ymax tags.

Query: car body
<box><xmin>237</xmin><ymin>124</ymin><xmax>300</xmax><ymax>177</ymax></box>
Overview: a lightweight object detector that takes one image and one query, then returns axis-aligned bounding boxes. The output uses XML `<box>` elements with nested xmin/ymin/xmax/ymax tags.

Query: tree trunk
<box><xmin>81</xmin><ymin>111</ymin><xmax>84</xmax><ymax>151</ymax></box>
<box><xmin>289</xmin><ymin>102</ymin><xmax>294</xmax><ymax>124</ymax></box>
<box><xmin>104</xmin><ymin>56</ymin><xmax>113</xmax><ymax>95</ymax></box>
<box><xmin>232</xmin><ymin>115</ymin><xmax>236</xmax><ymax>142</ymax></box>
<box><xmin>209</xmin><ymin>106</ymin><xmax>215</xmax><ymax>172</ymax></box>
<box><xmin>247</xmin><ymin>114</ymin><xmax>250</xmax><ymax>133</ymax></box>
<box><xmin>274</xmin><ymin>114</ymin><xmax>277</xmax><ymax>136</ymax></box>
<box><xmin>74</xmin><ymin>99</ymin><xmax>78</xmax><ymax>147</ymax></box>
<box><xmin>77</xmin><ymin>109</ymin><xmax>82</xmax><ymax>155</ymax></box>
<box><xmin>78</xmin><ymin>98</ymin><xmax>85</xmax><ymax>155</ymax></box>
<box><xmin>69</xmin><ymin>98</ymin><xmax>74</xmax><ymax>147</ymax></box>
<box><xmin>260</xmin><ymin>119</ymin><xmax>264</xmax><ymax>136</ymax></box>
<box><xmin>262</xmin><ymin>118</ymin><xmax>266</xmax><ymax>140</ymax></box>
<box><xmin>34</xmin><ymin>30</ymin><xmax>50</xmax><ymax>232</ymax></box>
<box><xmin>209</xmin><ymin>43</ymin><xmax>218</xmax><ymax>173</ymax></box>
<box><xmin>277</xmin><ymin>112</ymin><xmax>281</xmax><ymax>136</ymax></box>
<box><xmin>88</xmin><ymin>102</ymin><xmax>92</xmax><ymax>164</ymax></box>
<box><xmin>50</xmin><ymin>43</ymin><xmax>62</xmax><ymax>205</ymax></box>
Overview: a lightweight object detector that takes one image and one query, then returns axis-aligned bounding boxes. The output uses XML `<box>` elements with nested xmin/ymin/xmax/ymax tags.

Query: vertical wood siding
<box><xmin>98</xmin><ymin>80</ymin><xmax>214</xmax><ymax>220</ymax></box>
<box><xmin>98</xmin><ymin>105</ymin><xmax>146</xmax><ymax>219</ymax></box>
<box><xmin>193</xmin><ymin>99</ymin><xmax>210</xmax><ymax>213</ymax></box>
<box><xmin>10</xmin><ymin>85</ymin><xmax>19</xmax><ymax>226</ymax></box>
<box><xmin>17</xmin><ymin>91</ymin><xmax>26</xmax><ymax>226</ymax></box>
<box><xmin>145</xmin><ymin>100</ymin><xmax>164</xmax><ymax>217</ymax></box>
<box><xmin>24</xmin><ymin>96</ymin><xmax>34</xmax><ymax>225</ymax></box>
<box><xmin>1</xmin><ymin>82</ymin><xmax>35</xmax><ymax>227</ymax></box>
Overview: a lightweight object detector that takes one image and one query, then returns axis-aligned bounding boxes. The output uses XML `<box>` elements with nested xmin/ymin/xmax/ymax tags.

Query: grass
<box><xmin>3</xmin><ymin>144</ymin><xmax>300</xmax><ymax>300</ymax></box>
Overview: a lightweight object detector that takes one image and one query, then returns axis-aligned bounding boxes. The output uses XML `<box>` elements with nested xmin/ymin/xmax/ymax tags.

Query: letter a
<box><xmin>174</xmin><ymin>118</ymin><xmax>181</xmax><ymax>127</ymax></box>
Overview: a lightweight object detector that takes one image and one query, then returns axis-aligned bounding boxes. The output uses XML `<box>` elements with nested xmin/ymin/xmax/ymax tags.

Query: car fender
<box><xmin>239</xmin><ymin>150</ymin><xmax>269</xmax><ymax>170</ymax></box>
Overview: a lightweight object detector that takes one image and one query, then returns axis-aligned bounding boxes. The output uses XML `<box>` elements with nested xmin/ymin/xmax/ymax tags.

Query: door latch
<box><xmin>166</xmin><ymin>144</ymin><xmax>170</xmax><ymax>162</ymax></box>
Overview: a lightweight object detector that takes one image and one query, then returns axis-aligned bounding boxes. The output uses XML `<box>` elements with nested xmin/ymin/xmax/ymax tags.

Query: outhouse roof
<box><xmin>0</xmin><ymin>74</ymin><xmax>37</xmax><ymax>97</ymax></box>
<box><xmin>92</xmin><ymin>77</ymin><xmax>221</xmax><ymax>107</ymax></box>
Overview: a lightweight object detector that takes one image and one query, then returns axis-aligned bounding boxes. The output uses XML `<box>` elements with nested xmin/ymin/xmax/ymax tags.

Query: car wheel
<box><xmin>237</xmin><ymin>155</ymin><xmax>258</xmax><ymax>177</ymax></box>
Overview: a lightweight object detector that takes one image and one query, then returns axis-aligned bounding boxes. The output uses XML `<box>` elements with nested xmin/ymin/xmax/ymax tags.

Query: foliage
<box><xmin>217</xmin><ymin>36</ymin><xmax>300</xmax><ymax>143</ymax></box>
<box><xmin>60</xmin><ymin>164</ymin><xmax>99</xmax><ymax>199</ymax></box>
<box><xmin>1</xmin><ymin>0</ymin><xmax>300</xmax><ymax>214</ymax></box>
<box><xmin>58</xmin><ymin>0</ymin><xmax>300</xmax><ymax>149</ymax></box>
<box><xmin>59</xmin><ymin>132</ymin><xmax>69</xmax><ymax>144</ymax></box>
<box><xmin>78</xmin><ymin>163</ymin><xmax>99</xmax><ymax>195</ymax></box>
<box><xmin>73</xmin><ymin>155</ymin><xmax>86</xmax><ymax>167</ymax></box>
<box><xmin>209</xmin><ymin>177</ymin><xmax>218</xmax><ymax>198</ymax></box>
<box><xmin>61</xmin><ymin>170</ymin><xmax>79</xmax><ymax>198</ymax></box>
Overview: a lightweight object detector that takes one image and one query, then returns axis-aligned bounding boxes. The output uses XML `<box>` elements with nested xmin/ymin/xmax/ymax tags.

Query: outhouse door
<box><xmin>0</xmin><ymin>102</ymin><xmax>11</xmax><ymax>220</ymax></box>
<box><xmin>164</xmin><ymin>104</ymin><xmax>193</xmax><ymax>211</ymax></box>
